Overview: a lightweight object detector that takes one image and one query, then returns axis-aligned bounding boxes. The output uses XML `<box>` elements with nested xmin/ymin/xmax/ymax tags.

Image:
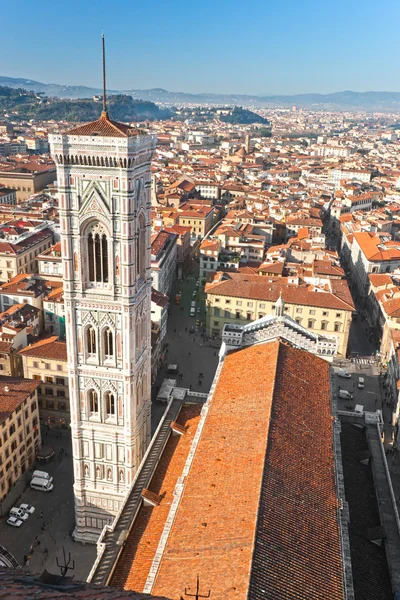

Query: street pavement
<box><xmin>152</xmin><ymin>271</ymin><xmax>219</xmax><ymax>416</ymax></box>
<box><xmin>0</xmin><ymin>427</ymin><xmax>96</xmax><ymax>581</ymax></box>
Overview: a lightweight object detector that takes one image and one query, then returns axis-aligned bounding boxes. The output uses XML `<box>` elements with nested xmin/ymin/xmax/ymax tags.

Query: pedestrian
<box><xmin>188</xmin><ymin>352</ymin><xmax>191</xmax><ymax>356</ymax></box>
<box><xmin>40</xmin><ymin>511</ymin><xmax>43</xmax><ymax>519</ymax></box>
<box><xmin>23</xmin><ymin>555</ymin><xmax>28</xmax><ymax>565</ymax></box>
<box><xmin>29</xmin><ymin>544</ymin><xmax>34</xmax><ymax>554</ymax></box>
<box><xmin>189</xmin><ymin>384</ymin><xmax>192</xmax><ymax>391</ymax></box>
<box><xmin>174</xmin><ymin>328</ymin><xmax>176</xmax><ymax>333</ymax></box>
<box><xmin>185</xmin><ymin>327</ymin><xmax>187</xmax><ymax>332</ymax></box>
<box><xmin>44</xmin><ymin>547</ymin><xmax>48</xmax><ymax>555</ymax></box>
<box><xmin>375</xmin><ymin>398</ymin><xmax>378</xmax><ymax>406</ymax></box>
<box><xmin>198</xmin><ymin>380</ymin><xmax>202</xmax><ymax>386</ymax></box>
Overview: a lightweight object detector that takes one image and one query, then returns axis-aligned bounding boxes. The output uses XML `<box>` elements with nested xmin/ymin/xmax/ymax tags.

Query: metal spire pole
<box><xmin>102</xmin><ymin>33</ymin><xmax>108</xmax><ymax>118</ymax></box>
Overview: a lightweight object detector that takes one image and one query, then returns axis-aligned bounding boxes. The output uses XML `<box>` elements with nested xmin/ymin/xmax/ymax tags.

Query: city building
<box><xmin>177</xmin><ymin>203</ymin><xmax>214</xmax><ymax>237</ymax></box>
<box><xmin>205</xmin><ymin>272</ymin><xmax>353</xmax><ymax>356</ymax></box>
<box><xmin>0</xmin><ymin>187</ymin><xmax>16</xmax><ymax>205</ymax></box>
<box><xmin>49</xmin><ymin>105</ymin><xmax>156</xmax><ymax>542</ymax></box>
<box><xmin>0</xmin><ymin>377</ymin><xmax>41</xmax><ymax>513</ymax></box>
<box><xmin>0</xmin><ymin>156</ymin><xmax>56</xmax><ymax>202</ymax></box>
<box><xmin>0</xmin><ymin>220</ymin><xmax>54</xmax><ymax>279</ymax></box>
<box><xmin>19</xmin><ymin>336</ymin><xmax>69</xmax><ymax>427</ymax></box>
<box><xmin>151</xmin><ymin>230</ymin><xmax>177</xmax><ymax>296</ymax></box>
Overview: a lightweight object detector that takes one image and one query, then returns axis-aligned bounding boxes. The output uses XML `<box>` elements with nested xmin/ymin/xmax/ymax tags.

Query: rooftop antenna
<box><xmin>180</xmin><ymin>575</ymin><xmax>211</xmax><ymax>600</ymax></box>
<box><xmin>101</xmin><ymin>32</ymin><xmax>108</xmax><ymax>119</ymax></box>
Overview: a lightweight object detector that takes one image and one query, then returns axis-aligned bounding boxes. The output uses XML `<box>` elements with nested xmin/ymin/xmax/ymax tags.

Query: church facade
<box><xmin>50</xmin><ymin>114</ymin><xmax>156</xmax><ymax>542</ymax></box>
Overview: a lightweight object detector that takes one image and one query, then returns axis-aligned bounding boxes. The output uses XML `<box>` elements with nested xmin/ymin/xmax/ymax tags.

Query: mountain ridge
<box><xmin>1</xmin><ymin>75</ymin><xmax>400</xmax><ymax>110</ymax></box>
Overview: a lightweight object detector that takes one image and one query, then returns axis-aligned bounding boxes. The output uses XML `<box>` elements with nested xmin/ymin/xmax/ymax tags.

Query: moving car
<box><xmin>7</xmin><ymin>516</ymin><xmax>23</xmax><ymax>527</ymax></box>
<box><xmin>357</xmin><ymin>377</ymin><xmax>365</xmax><ymax>389</ymax></box>
<box><xmin>9</xmin><ymin>507</ymin><xmax>29</xmax><ymax>521</ymax></box>
<box><xmin>30</xmin><ymin>477</ymin><xmax>54</xmax><ymax>492</ymax></box>
<box><xmin>190</xmin><ymin>307</ymin><xmax>195</xmax><ymax>316</ymax></box>
<box><xmin>338</xmin><ymin>368</ymin><xmax>351</xmax><ymax>379</ymax></box>
<box><xmin>19</xmin><ymin>503</ymin><xmax>35</xmax><ymax>515</ymax></box>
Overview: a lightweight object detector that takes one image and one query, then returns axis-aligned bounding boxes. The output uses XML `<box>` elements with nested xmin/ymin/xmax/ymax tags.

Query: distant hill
<box><xmin>0</xmin><ymin>86</ymin><xmax>172</xmax><ymax>122</ymax></box>
<box><xmin>2</xmin><ymin>76</ymin><xmax>400</xmax><ymax>110</ymax></box>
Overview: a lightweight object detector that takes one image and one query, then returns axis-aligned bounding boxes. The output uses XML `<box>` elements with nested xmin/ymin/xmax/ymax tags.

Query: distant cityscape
<box><xmin>0</xmin><ymin>60</ymin><xmax>400</xmax><ymax>600</ymax></box>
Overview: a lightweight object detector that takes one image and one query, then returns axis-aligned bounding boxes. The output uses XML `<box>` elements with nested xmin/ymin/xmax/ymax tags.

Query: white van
<box><xmin>338</xmin><ymin>368</ymin><xmax>351</xmax><ymax>379</ymax></box>
<box><xmin>30</xmin><ymin>477</ymin><xmax>54</xmax><ymax>492</ymax></box>
<box><xmin>32</xmin><ymin>470</ymin><xmax>53</xmax><ymax>483</ymax></box>
<box><xmin>339</xmin><ymin>389</ymin><xmax>352</xmax><ymax>400</ymax></box>
<box><xmin>9</xmin><ymin>507</ymin><xmax>29</xmax><ymax>521</ymax></box>
<box><xmin>190</xmin><ymin>307</ymin><xmax>195</xmax><ymax>317</ymax></box>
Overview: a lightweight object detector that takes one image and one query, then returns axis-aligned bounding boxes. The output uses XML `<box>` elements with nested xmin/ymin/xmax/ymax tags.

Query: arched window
<box><xmin>105</xmin><ymin>391</ymin><xmax>115</xmax><ymax>417</ymax></box>
<box><xmin>88</xmin><ymin>389</ymin><xmax>98</xmax><ymax>414</ymax></box>
<box><xmin>136</xmin><ymin>214</ymin><xmax>146</xmax><ymax>280</ymax></box>
<box><xmin>87</xmin><ymin>326</ymin><xmax>96</xmax><ymax>356</ymax></box>
<box><xmin>87</xmin><ymin>223</ymin><xmax>109</xmax><ymax>283</ymax></box>
<box><xmin>103</xmin><ymin>328</ymin><xmax>114</xmax><ymax>359</ymax></box>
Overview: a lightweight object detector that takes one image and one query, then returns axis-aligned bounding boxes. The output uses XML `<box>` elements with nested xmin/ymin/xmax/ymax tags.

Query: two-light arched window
<box><xmin>88</xmin><ymin>389</ymin><xmax>115</xmax><ymax>419</ymax></box>
<box><xmin>87</xmin><ymin>222</ymin><xmax>109</xmax><ymax>283</ymax></box>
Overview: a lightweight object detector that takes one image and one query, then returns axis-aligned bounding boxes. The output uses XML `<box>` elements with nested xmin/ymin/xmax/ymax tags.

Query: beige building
<box><xmin>0</xmin><ymin>377</ymin><xmax>41</xmax><ymax>510</ymax></box>
<box><xmin>0</xmin><ymin>223</ymin><xmax>53</xmax><ymax>280</ymax></box>
<box><xmin>19</xmin><ymin>336</ymin><xmax>69</xmax><ymax>427</ymax></box>
<box><xmin>205</xmin><ymin>273</ymin><xmax>354</xmax><ymax>356</ymax></box>
<box><xmin>0</xmin><ymin>165</ymin><xmax>56</xmax><ymax>202</ymax></box>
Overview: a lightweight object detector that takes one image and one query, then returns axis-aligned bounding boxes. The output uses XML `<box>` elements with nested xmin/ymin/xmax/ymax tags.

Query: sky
<box><xmin>1</xmin><ymin>0</ymin><xmax>400</xmax><ymax>95</ymax></box>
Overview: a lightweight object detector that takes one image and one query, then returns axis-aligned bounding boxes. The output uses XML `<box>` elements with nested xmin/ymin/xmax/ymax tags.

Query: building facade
<box><xmin>0</xmin><ymin>377</ymin><xmax>41</xmax><ymax>512</ymax></box>
<box><xmin>50</xmin><ymin>113</ymin><xmax>156</xmax><ymax>542</ymax></box>
<box><xmin>19</xmin><ymin>336</ymin><xmax>69</xmax><ymax>428</ymax></box>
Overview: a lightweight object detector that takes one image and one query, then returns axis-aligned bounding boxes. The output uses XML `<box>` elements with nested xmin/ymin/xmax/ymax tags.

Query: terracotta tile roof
<box><xmin>65</xmin><ymin>115</ymin><xmax>136</xmax><ymax>138</ymax></box>
<box><xmin>150</xmin><ymin>342</ymin><xmax>345</xmax><ymax>600</ymax></box>
<box><xmin>18</xmin><ymin>335</ymin><xmax>67</xmax><ymax>361</ymax></box>
<box><xmin>0</xmin><ymin>376</ymin><xmax>40</xmax><ymax>422</ymax></box>
<box><xmin>354</xmin><ymin>232</ymin><xmax>400</xmax><ymax>262</ymax></box>
<box><xmin>206</xmin><ymin>273</ymin><xmax>354</xmax><ymax>311</ymax></box>
<box><xmin>111</xmin><ymin>405</ymin><xmax>202</xmax><ymax>592</ymax></box>
<box><xmin>0</xmin><ymin>568</ymin><xmax>169</xmax><ymax>599</ymax></box>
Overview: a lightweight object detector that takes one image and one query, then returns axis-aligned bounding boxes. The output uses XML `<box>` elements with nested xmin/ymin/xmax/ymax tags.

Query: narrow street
<box><xmin>151</xmin><ymin>270</ymin><xmax>219</xmax><ymax>430</ymax></box>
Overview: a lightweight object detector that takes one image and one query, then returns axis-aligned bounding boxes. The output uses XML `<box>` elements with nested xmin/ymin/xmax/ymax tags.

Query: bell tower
<box><xmin>49</xmin><ymin>37</ymin><xmax>156</xmax><ymax>542</ymax></box>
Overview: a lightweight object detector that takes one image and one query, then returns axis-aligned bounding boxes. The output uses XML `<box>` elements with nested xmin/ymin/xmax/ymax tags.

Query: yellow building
<box><xmin>0</xmin><ymin>377</ymin><xmax>41</xmax><ymax>507</ymax></box>
<box><xmin>19</xmin><ymin>336</ymin><xmax>69</xmax><ymax>427</ymax></box>
<box><xmin>205</xmin><ymin>273</ymin><xmax>354</xmax><ymax>357</ymax></box>
<box><xmin>178</xmin><ymin>204</ymin><xmax>214</xmax><ymax>238</ymax></box>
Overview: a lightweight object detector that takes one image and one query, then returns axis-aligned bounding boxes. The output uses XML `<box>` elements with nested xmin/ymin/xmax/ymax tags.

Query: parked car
<box><xmin>339</xmin><ymin>389</ymin><xmax>353</xmax><ymax>400</ymax></box>
<box><xmin>357</xmin><ymin>377</ymin><xmax>365</xmax><ymax>389</ymax></box>
<box><xmin>30</xmin><ymin>477</ymin><xmax>54</xmax><ymax>492</ymax></box>
<box><xmin>19</xmin><ymin>503</ymin><xmax>35</xmax><ymax>515</ymax></box>
<box><xmin>32</xmin><ymin>470</ymin><xmax>53</xmax><ymax>483</ymax></box>
<box><xmin>7</xmin><ymin>516</ymin><xmax>23</xmax><ymax>527</ymax></box>
<box><xmin>338</xmin><ymin>368</ymin><xmax>351</xmax><ymax>379</ymax></box>
<box><xmin>9</xmin><ymin>507</ymin><xmax>29</xmax><ymax>521</ymax></box>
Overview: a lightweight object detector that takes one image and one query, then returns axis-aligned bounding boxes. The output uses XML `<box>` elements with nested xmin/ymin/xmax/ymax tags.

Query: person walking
<box><xmin>40</xmin><ymin>511</ymin><xmax>43</xmax><ymax>519</ymax></box>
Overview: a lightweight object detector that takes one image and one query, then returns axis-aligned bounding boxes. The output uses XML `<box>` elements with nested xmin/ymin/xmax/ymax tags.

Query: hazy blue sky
<box><xmin>1</xmin><ymin>0</ymin><xmax>400</xmax><ymax>95</ymax></box>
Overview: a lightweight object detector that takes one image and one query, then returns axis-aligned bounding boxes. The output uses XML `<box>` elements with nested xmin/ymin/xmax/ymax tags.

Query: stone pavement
<box><xmin>154</xmin><ymin>272</ymin><xmax>219</xmax><ymax>401</ymax></box>
<box><xmin>0</xmin><ymin>427</ymin><xmax>96</xmax><ymax>581</ymax></box>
